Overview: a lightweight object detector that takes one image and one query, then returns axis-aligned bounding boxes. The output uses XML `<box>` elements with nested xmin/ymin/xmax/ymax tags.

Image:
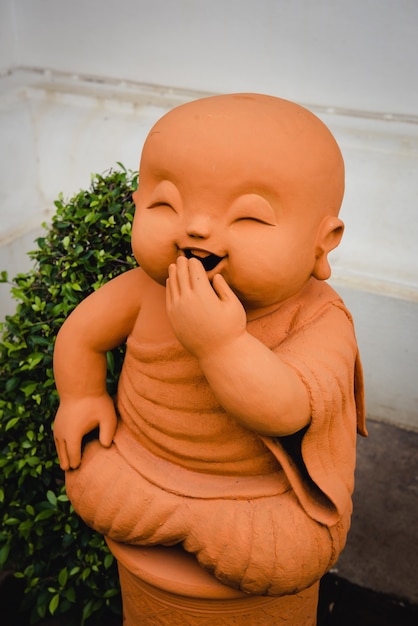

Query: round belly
<box><xmin>117</xmin><ymin>346</ymin><xmax>281</xmax><ymax>477</ymax></box>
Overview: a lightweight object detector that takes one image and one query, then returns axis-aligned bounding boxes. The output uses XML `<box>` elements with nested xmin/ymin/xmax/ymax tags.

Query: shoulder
<box><xmin>290</xmin><ymin>279</ymin><xmax>353</xmax><ymax>328</ymax></box>
<box><xmin>299</xmin><ymin>278</ymin><xmax>346</xmax><ymax>308</ymax></box>
<box><xmin>98</xmin><ymin>267</ymin><xmax>155</xmax><ymax>298</ymax></box>
<box><xmin>247</xmin><ymin>279</ymin><xmax>353</xmax><ymax>349</ymax></box>
<box><xmin>75</xmin><ymin>267</ymin><xmax>150</xmax><ymax>320</ymax></box>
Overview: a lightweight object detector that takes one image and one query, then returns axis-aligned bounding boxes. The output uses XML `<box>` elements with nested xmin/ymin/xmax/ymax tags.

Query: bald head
<box><xmin>140</xmin><ymin>93</ymin><xmax>345</xmax><ymax>219</ymax></box>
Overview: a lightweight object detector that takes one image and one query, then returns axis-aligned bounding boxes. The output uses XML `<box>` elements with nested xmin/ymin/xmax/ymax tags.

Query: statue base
<box><xmin>106</xmin><ymin>538</ymin><xmax>319</xmax><ymax>625</ymax></box>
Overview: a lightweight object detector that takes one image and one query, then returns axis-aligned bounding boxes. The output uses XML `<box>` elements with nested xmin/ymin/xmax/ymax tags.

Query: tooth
<box><xmin>191</xmin><ymin>250</ymin><xmax>209</xmax><ymax>258</ymax></box>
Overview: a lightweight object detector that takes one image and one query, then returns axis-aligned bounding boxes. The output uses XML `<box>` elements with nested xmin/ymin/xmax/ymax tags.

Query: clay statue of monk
<box><xmin>53</xmin><ymin>93</ymin><xmax>367</xmax><ymax>597</ymax></box>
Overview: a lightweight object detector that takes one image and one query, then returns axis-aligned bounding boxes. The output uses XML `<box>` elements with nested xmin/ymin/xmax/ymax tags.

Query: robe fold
<box><xmin>66</xmin><ymin>278</ymin><xmax>365</xmax><ymax>596</ymax></box>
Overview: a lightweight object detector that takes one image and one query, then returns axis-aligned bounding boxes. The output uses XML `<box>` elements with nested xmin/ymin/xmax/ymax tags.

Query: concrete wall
<box><xmin>9</xmin><ymin>0</ymin><xmax>418</xmax><ymax>116</ymax></box>
<box><xmin>0</xmin><ymin>0</ymin><xmax>417</xmax><ymax>429</ymax></box>
<box><xmin>0</xmin><ymin>0</ymin><xmax>16</xmax><ymax>72</ymax></box>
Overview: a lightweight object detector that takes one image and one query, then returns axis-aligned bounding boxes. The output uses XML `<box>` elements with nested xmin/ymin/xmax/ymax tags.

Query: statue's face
<box><xmin>132</xmin><ymin>95</ymin><xmax>344</xmax><ymax>311</ymax></box>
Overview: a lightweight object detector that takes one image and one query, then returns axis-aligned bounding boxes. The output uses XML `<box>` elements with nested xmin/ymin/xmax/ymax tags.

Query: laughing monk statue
<box><xmin>53</xmin><ymin>93</ymin><xmax>367</xmax><ymax>624</ymax></box>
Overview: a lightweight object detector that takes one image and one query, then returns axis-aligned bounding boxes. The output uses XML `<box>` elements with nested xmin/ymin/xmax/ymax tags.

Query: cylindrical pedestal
<box><xmin>106</xmin><ymin>538</ymin><xmax>319</xmax><ymax>625</ymax></box>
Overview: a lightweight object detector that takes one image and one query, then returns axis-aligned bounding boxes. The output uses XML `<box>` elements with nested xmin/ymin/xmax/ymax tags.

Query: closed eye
<box><xmin>234</xmin><ymin>216</ymin><xmax>276</xmax><ymax>226</ymax></box>
<box><xmin>147</xmin><ymin>202</ymin><xmax>176</xmax><ymax>212</ymax></box>
<box><xmin>229</xmin><ymin>193</ymin><xmax>278</xmax><ymax>226</ymax></box>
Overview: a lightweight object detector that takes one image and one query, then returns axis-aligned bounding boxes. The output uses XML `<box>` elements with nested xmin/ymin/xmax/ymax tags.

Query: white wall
<box><xmin>0</xmin><ymin>0</ymin><xmax>17</xmax><ymax>72</ymax></box>
<box><xmin>10</xmin><ymin>0</ymin><xmax>418</xmax><ymax>116</ymax></box>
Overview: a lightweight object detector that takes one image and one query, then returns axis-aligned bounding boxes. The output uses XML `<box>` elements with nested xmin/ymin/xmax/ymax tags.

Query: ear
<box><xmin>312</xmin><ymin>216</ymin><xmax>344</xmax><ymax>280</ymax></box>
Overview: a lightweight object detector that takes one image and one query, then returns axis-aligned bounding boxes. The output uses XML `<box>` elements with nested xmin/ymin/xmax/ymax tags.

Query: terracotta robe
<box><xmin>66</xmin><ymin>278</ymin><xmax>366</xmax><ymax>596</ymax></box>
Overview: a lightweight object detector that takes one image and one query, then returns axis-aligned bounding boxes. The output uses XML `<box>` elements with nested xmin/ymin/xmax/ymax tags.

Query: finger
<box><xmin>211</xmin><ymin>273</ymin><xmax>236</xmax><ymax>301</ymax></box>
<box><xmin>174</xmin><ymin>255</ymin><xmax>192</xmax><ymax>292</ymax></box>
<box><xmin>166</xmin><ymin>277</ymin><xmax>172</xmax><ymax>311</ymax></box>
<box><xmin>166</xmin><ymin>263</ymin><xmax>180</xmax><ymax>306</ymax></box>
<box><xmin>166</xmin><ymin>264</ymin><xmax>178</xmax><ymax>304</ymax></box>
<box><xmin>188</xmin><ymin>257</ymin><xmax>211</xmax><ymax>289</ymax></box>
<box><xmin>167</xmin><ymin>260</ymin><xmax>184</xmax><ymax>300</ymax></box>
<box><xmin>66</xmin><ymin>438</ymin><xmax>82</xmax><ymax>469</ymax></box>
<box><xmin>167</xmin><ymin>261</ymin><xmax>177</xmax><ymax>282</ymax></box>
<box><xmin>55</xmin><ymin>437</ymin><xmax>70</xmax><ymax>471</ymax></box>
<box><xmin>99</xmin><ymin>416</ymin><xmax>117</xmax><ymax>448</ymax></box>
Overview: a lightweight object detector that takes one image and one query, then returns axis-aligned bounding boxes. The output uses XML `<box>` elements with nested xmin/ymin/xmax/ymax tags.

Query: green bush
<box><xmin>0</xmin><ymin>165</ymin><xmax>138</xmax><ymax>624</ymax></box>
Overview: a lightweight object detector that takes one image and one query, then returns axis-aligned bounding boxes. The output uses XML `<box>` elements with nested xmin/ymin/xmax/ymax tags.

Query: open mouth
<box><xmin>183</xmin><ymin>249</ymin><xmax>224</xmax><ymax>272</ymax></box>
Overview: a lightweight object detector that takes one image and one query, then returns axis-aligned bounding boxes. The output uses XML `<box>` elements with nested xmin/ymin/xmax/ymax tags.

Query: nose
<box><xmin>185</xmin><ymin>214</ymin><xmax>212</xmax><ymax>239</ymax></box>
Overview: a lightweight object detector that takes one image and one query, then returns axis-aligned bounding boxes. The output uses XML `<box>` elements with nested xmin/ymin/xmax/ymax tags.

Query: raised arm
<box><xmin>53</xmin><ymin>268</ymin><xmax>144</xmax><ymax>469</ymax></box>
<box><xmin>166</xmin><ymin>257</ymin><xmax>311</xmax><ymax>437</ymax></box>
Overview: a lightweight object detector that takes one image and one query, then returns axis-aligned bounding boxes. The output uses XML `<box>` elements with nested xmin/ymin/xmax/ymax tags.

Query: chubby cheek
<box><xmin>131</xmin><ymin>221</ymin><xmax>176</xmax><ymax>284</ymax></box>
<box><xmin>225</xmin><ymin>248</ymin><xmax>282</xmax><ymax>302</ymax></box>
<box><xmin>226</xmin><ymin>233</ymin><xmax>311</xmax><ymax>306</ymax></box>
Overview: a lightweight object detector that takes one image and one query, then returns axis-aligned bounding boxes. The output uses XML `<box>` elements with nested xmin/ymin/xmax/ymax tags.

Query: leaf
<box><xmin>81</xmin><ymin>599</ymin><xmax>95</xmax><ymax>625</ymax></box>
<box><xmin>26</xmin><ymin>455</ymin><xmax>41</xmax><ymax>467</ymax></box>
<box><xmin>5</xmin><ymin>417</ymin><xmax>19</xmax><ymax>431</ymax></box>
<box><xmin>21</xmin><ymin>382</ymin><xmax>38</xmax><ymax>397</ymax></box>
<box><xmin>0</xmin><ymin>543</ymin><xmax>10</xmax><ymax>566</ymax></box>
<box><xmin>104</xmin><ymin>553</ymin><xmax>114</xmax><ymax>569</ymax></box>
<box><xmin>65</xmin><ymin>586</ymin><xmax>76</xmax><ymax>603</ymax></box>
<box><xmin>34</xmin><ymin>509</ymin><xmax>56</xmax><ymax>522</ymax></box>
<box><xmin>5</xmin><ymin>377</ymin><xmax>20</xmax><ymax>393</ymax></box>
<box><xmin>46</xmin><ymin>490</ymin><xmax>57</xmax><ymax>506</ymax></box>
<box><xmin>26</xmin><ymin>352</ymin><xmax>44</xmax><ymax>369</ymax></box>
<box><xmin>49</xmin><ymin>593</ymin><xmax>60</xmax><ymax>615</ymax></box>
<box><xmin>58</xmin><ymin>567</ymin><xmax>68</xmax><ymax>587</ymax></box>
<box><xmin>18</xmin><ymin>519</ymin><xmax>32</xmax><ymax>533</ymax></box>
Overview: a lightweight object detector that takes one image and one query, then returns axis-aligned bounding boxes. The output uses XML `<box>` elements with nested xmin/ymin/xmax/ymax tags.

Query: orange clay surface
<box><xmin>53</xmin><ymin>94</ymin><xmax>366</xmax><ymax>623</ymax></box>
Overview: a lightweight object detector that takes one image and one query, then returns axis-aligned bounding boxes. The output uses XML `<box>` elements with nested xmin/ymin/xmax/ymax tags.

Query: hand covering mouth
<box><xmin>183</xmin><ymin>248</ymin><xmax>224</xmax><ymax>272</ymax></box>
